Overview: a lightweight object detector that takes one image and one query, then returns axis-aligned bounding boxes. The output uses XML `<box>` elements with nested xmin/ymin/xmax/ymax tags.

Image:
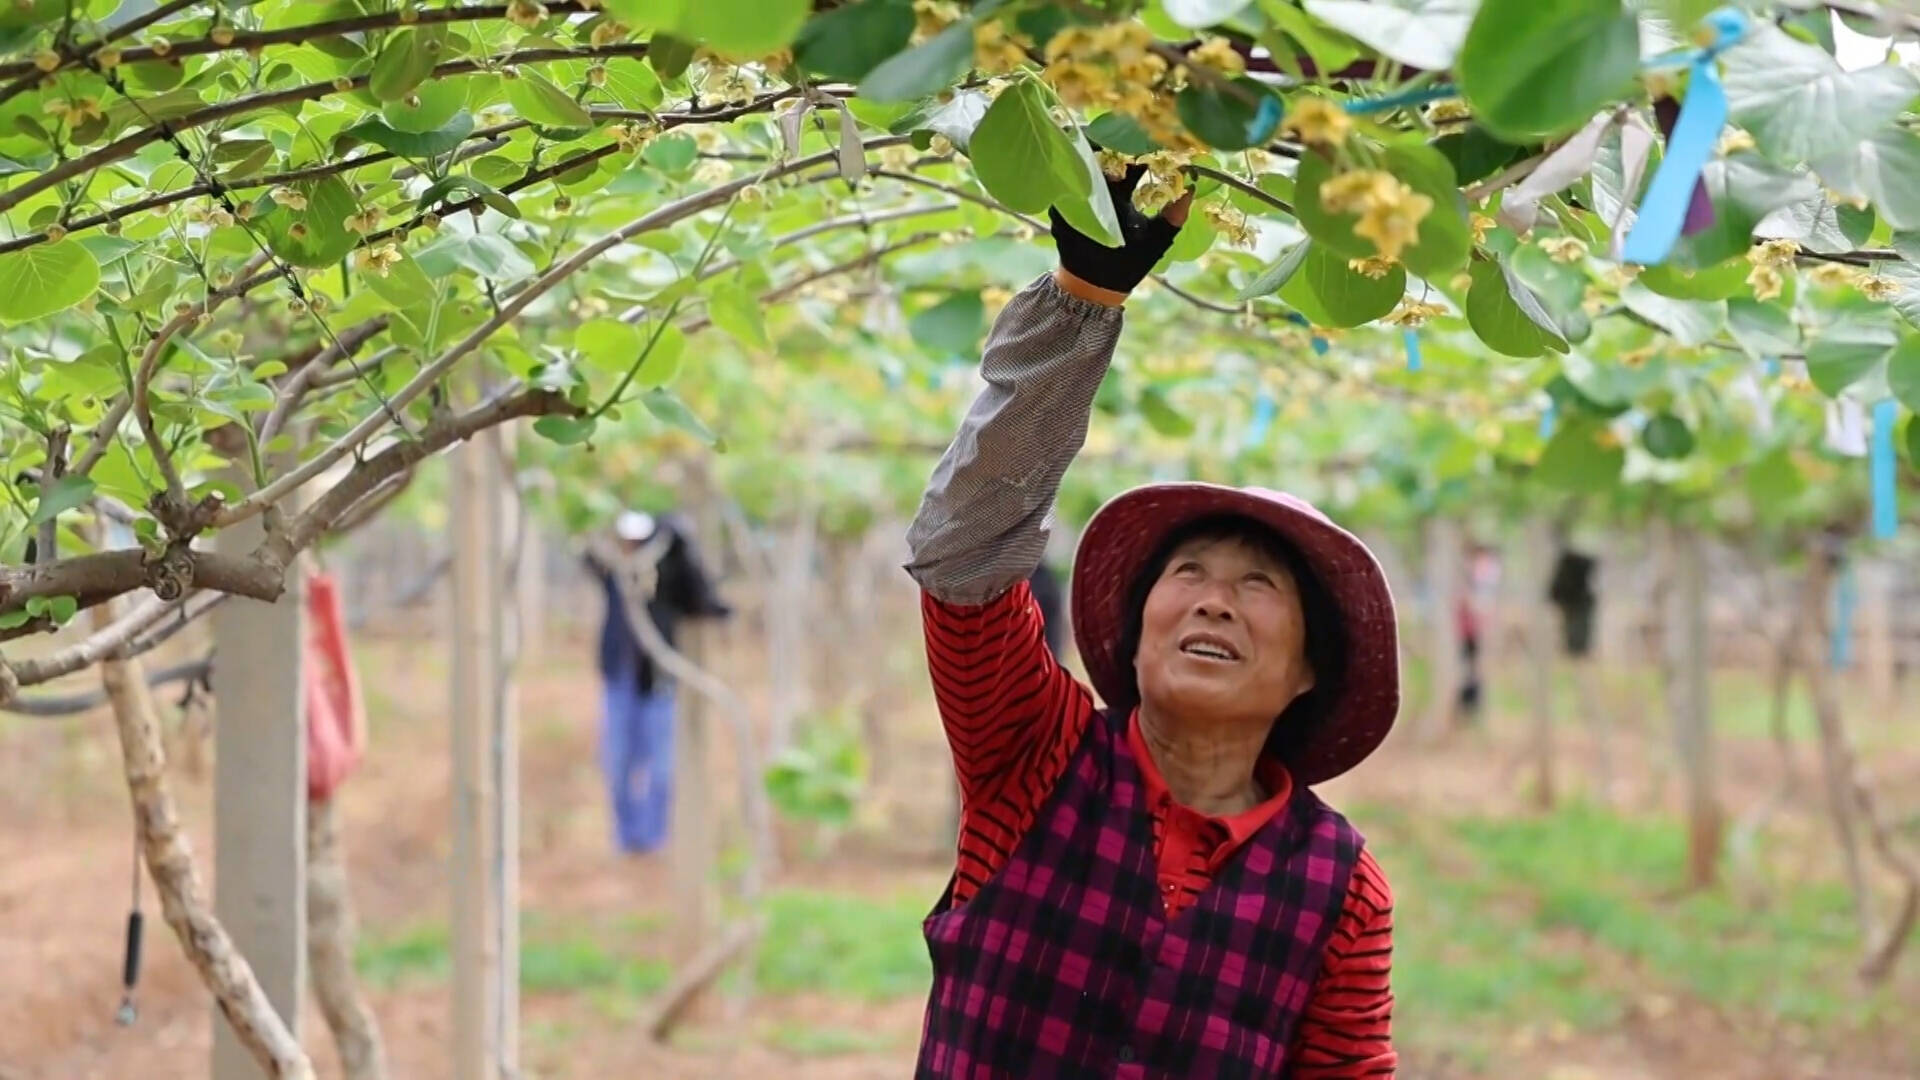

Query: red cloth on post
<box><xmin>304</xmin><ymin>572</ymin><xmax>366</xmax><ymax>802</ymax></box>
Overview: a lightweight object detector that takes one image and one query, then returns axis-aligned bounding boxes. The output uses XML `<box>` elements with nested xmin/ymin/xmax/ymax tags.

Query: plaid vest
<box><xmin>917</xmin><ymin>709</ymin><xmax>1363</xmax><ymax>1078</ymax></box>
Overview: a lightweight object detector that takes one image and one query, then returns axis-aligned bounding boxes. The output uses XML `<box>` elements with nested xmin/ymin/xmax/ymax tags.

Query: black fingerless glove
<box><xmin>1047</xmin><ymin>162</ymin><xmax>1183</xmax><ymax>295</ymax></box>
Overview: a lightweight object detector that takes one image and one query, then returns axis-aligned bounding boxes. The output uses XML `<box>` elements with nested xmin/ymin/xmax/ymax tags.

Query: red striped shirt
<box><xmin>926</xmin><ymin>583</ymin><xmax>1396</xmax><ymax>1077</ymax></box>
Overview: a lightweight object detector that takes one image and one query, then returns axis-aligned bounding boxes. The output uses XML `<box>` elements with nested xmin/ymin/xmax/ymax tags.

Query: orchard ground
<box><xmin>3</xmin><ymin>619</ymin><xmax>1917</xmax><ymax>1080</ymax></box>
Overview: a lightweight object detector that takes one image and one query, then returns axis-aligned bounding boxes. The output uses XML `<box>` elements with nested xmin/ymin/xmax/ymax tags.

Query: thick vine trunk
<box><xmin>1800</xmin><ymin>550</ymin><xmax>1920</xmax><ymax>983</ymax></box>
<box><xmin>306</xmin><ymin>797</ymin><xmax>388</xmax><ymax>1080</ymax></box>
<box><xmin>94</xmin><ymin>609</ymin><xmax>315</xmax><ymax>1080</ymax></box>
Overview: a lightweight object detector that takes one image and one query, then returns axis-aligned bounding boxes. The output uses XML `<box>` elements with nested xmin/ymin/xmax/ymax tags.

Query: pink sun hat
<box><xmin>1069</xmin><ymin>483</ymin><xmax>1402</xmax><ymax>785</ymax></box>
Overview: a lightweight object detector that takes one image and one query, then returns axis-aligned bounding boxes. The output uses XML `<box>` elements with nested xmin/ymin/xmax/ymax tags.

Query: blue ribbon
<box><xmin>1403</xmin><ymin>330</ymin><xmax>1422</xmax><ymax>372</ymax></box>
<box><xmin>1539</xmin><ymin>398</ymin><xmax>1558</xmax><ymax>439</ymax></box>
<box><xmin>1871</xmin><ymin>398</ymin><xmax>1898</xmax><ymax>540</ymax></box>
<box><xmin>1284</xmin><ymin>311</ymin><xmax>1329</xmax><ymax>354</ymax></box>
<box><xmin>1832</xmin><ymin>562</ymin><xmax>1857</xmax><ymax>667</ymax></box>
<box><xmin>1343</xmin><ymin>85</ymin><xmax>1458</xmax><ymax>116</ymax></box>
<box><xmin>1243</xmin><ymin>388</ymin><xmax>1276</xmax><ymax>448</ymax></box>
<box><xmin>1763</xmin><ymin>355</ymin><xmax>1780</xmax><ymax>378</ymax></box>
<box><xmin>1620</xmin><ymin>7</ymin><xmax>1750</xmax><ymax>267</ymax></box>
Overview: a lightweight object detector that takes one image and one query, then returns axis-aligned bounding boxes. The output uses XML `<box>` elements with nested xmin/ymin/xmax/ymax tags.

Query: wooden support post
<box><xmin>1524</xmin><ymin>518</ymin><xmax>1556</xmax><ymax>810</ymax></box>
<box><xmin>1422</xmin><ymin>516</ymin><xmax>1463</xmax><ymax>740</ymax></box>
<box><xmin>1665</xmin><ymin>523</ymin><xmax>1720</xmax><ymax>889</ymax></box>
<box><xmin>212</xmin><ymin>492</ymin><xmax>307</xmax><ymax>1080</ymax></box>
<box><xmin>671</xmin><ymin>605</ymin><xmax>720</xmax><ymax>959</ymax></box>
<box><xmin>449</xmin><ymin>422</ymin><xmax>519</xmax><ymax>1079</ymax></box>
<box><xmin>1860</xmin><ymin>558</ymin><xmax>1896</xmax><ymax>722</ymax></box>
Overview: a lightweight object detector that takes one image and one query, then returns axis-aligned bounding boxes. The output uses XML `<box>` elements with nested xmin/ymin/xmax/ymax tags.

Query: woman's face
<box><xmin>1134</xmin><ymin>533</ymin><xmax>1315</xmax><ymax>727</ymax></box>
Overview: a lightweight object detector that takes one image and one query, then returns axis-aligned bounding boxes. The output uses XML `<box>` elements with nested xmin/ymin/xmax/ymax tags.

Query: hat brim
<box><xmin>1068</xmin><ymin>483</ymin><xmax>1400</xmax><ymax>785</ymax></box>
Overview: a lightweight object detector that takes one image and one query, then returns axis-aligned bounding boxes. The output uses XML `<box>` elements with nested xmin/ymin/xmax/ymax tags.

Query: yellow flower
<box><xmin>1096</xmin><ymin>148</ymin><xmax>1132</xmax><ymax>181</ymax></box>
<box><xmin>1133</xmin><ymin>171</ymin><xmax>1186</xmax><ymax>217</ymax></box>
<box><xmin>1806</xmin><ymin>263</ymin><xmax>1857</xmax><ymax>288</ymax></box>
<box><xmin>982</xmin><ymin>285</ymin><xmax>1013</xmax><ymax>314</ymax></box>
<box><xmin>1619</xmin><ymin>346</ymin><xmax>1656</xmax><ymax>368</ymax></box>
<box><xmin>33</xmin><ymin>49</ymin><xmax>60</xmax><ymax>73</ymax></box>
<box><xmin>1717</xmin><ymin>129</ymin><xmax>1755</xmax><ymax>155</ymax></box>
<box><xmin>43</xmin><ymin>96</ymin><xmax>102</xmax><ymax>126</ymax></box>
<box><xmin>507</xmin><ymin>0</ymin><xmax>547</xmax><ymax>28</ymax></box>
<box><xmin>269</xmin><ymin>185</ymin><xmax>308</xmax><ymax>210</ymax></box>
<box><xmin>973</xmin><ymin>20</ymin><xmax>1032</xmax><ymax>74</ymax></box>
<box><xmin>913</xmin><ymin>0</ymin><xmax>962</xmax><ymax>42</ymax></box>
<box><xmin>928</xmin><ymin>133</ymin><xmax>954</xmax><ymax>156</ymax></box>
<box><xmin>95</xmin><ymin>47</ymin><xmax>121</xmax><ymax>69</ymax></box>
<box><xmin>1042</xmin><ymin>57</ymin><xmax>1113</xmax><ymax>108</ymax></box>
<box><xmin>1747</xmin><ymin>238</ymin><xmax>1797</xmax><ymax>268</ymax></box>
<box><xmin>1205</xmin><ymin>202</ymin><xmax>1256</xmax><ymax>247</ymax></box>
<box><xmin>1859</xmin><ymin>274</ymin><xmax>1900</xmax><ymax>302</ymax></box>
<box><xmin>1582</xmin><ymin>286</ymin><xmax>1610</xmax><ymax>314</ymax></box>
<box><xmin>1356</xmin><ymin>193</ymin><xmax>1430</xmax><ymax>261</ymax></box>
<box><xmin>343</xmin><ymin>207</ymin><xmax>382</xmax><ymax>235</ymax></box>
<box><xmin>1539</xmin><ymin>236</ymin><xmax>1588</xmax><ymax>264</ymax></box>
<box><xmin>1425</xmin><ymin>99</ymin><xmax>1472</xmax><ymax>125</ymax></box>
<box><xmin>590</xmin><ymin>20</ymin><xmax>630</xmax><ymax>47</ymax></box>
<box><xmin>693</xmin><ymin>157</ymin><xmax>733</xmax><ymax>184</ymax></box>
<box><xmin>44</xmin><ymin>223</ymin><xmax>67</xmax><ymax>243</ymax></box>
<box><xmin>1746</xmin><ymin>263</ymin><xmax>1783</xmax><ymax>302</ymax></box>
<box><xmin>149</xmin><ymin>37</ymin><xmax>172</xmax><ymax>57</ymax></box>
<box><xmin>608</xmin><ymin>121</ymin><xmax>656</xmax><ymax>152</ymax></box>
<box><xmin>1279</xmin><ymin>97</ymin><xmax>1350</xmax><ymax>148</ymax></box>
<box><xmin>1115</xmin><ymin>49</ymin><xmax>1168</xmax><ymax>86</ymax></box>
<box><xmin>1469</xmin><ymin>213</ymin><xmax>1495</xmax><ymax>245</ymax></box>
<box><xmin>1348</xmin><ymin>255</ymin><xmax>1398</xmax><ymax>280</ymax></box>
<box><xmin>1317</xmin><ymin>169</ymin><xmax>1399</xmax><ymax>215</ymax></box>
<box><xmin>356</xmin><ymin>243</ymin><xmax>402</xmax><ymax>277</ymax></box>
<box><xmin>879</xmin><ymin>143</ymin><xmax>916</xmax><ymax>171</ymax></box>
<box><xmin>1186</xmin><ymin>36</ymin><xmax>1245</xmax><ymax>76</ymax></box>
<box><xmin>1385</xmin><ymin>299</ymin><xmax>1447</xmax><ymax>327</ymax></box>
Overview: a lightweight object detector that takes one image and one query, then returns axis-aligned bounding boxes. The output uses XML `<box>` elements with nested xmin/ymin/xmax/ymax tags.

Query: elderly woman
<box><xmin>905</xmin><ymin>166</ymin><xmax>1399</xmax><ymax>1077</ymax></box>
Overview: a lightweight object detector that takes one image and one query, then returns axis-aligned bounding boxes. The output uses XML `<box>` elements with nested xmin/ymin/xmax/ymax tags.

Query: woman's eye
<box><xmin>1172</xmin><ymin>560</ymin><xmax>1204</xmax><ymax>577</ymax></box>
<box><xmin>1243</xmin><ymin>573</ymin><xmax>1275</xmax><ymax>589</ymax></box>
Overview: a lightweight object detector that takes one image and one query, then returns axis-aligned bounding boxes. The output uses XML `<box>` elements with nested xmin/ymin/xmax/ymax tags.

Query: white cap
<box><xmin>614</xmin><ymin>510</ymin><xmax>656</xmax><ymax>541</ymax></box>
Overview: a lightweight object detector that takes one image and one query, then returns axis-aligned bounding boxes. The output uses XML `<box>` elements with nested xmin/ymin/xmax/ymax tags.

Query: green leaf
<box><xmin>361</xmin><ymin>250</ymin><xmax>439</xmax><ymax>311</ymax></box>
<box><xmin>369</xmin><ymin>27</ymin><xmax>445</xmax><ymax>104</ymax></box>
<box><xmin>636</xmin><ymin>323</ymin><xmax>687</xmax><ymax>388</ymax></box>
<box><xmin>650</xmin><ymin>34</ymin><xmax>698</xmax><ymax>80</ymax></box>
<box><xmin>534</xmin><ymin>415</ymin><xmax>598</xmax><ymax>445</ymax></box>
<box><xmin>262</xmin><ymin>176</ymin><xmax>359</xmax><ymax>269</ymax></box>
<box><xmin>1671</xmin><ymin>156</ymin><xmax>1817</xmax><ymax>270</ymax></box>
<box><xmin>0</xmin><ymin>611</ymin><xmax>30</xmax><ymax>631</ymax></box>
<box><xmin>1279</xmin><ymin>244</ymin><xmax>1405</xmax><ymax>328</ymax></box>
<box><xmin>1909</xmin><ymin>412</ymin><xmax>1920</xmax><ymax>469</ymax></box>
<box><xmin>27</xmin><ymin>474</ymin><xmax>95</xmax><ymax>525</ymax></box>
<box><xmin>1054</xmin><ymin>130</ymin><xmax>1125</xmax><ymax>248</ymax></box>
<box><xmin>416</xmin><ymin>233</ymin><xmax>536</xmax><ymax>280</ymax></box>
<box><xmin>1457</xmin><ymin>0</ymin><xmax>1640</xmax><ymax>142</ymax></box>
<box><xmin>911</xmin><ymin>89</ymin><xmax>991</xmax><ymax>152</ymax></box>
<box><xmin>644</xmin><ymin>133</ymin><xmax>699</xmax><ymax>173</ymax></box>
<box><xmin>969</xmin><ymin>79</ymin><xmax>1088</xmax><ymax>215</ymax></box>
<box><xmin>1723</xmin><ymin>22</ymin><xmax>1919</xmax><ymax>164</ymax></box>
<box><xmin>1804</xmin><ymin>313</ymin><xmax>1896</xmax><ymax>396</ymax></box>
<box><xmin>1813</xmin><ymin>128</ymin><xmax>1920</xmax><ymax>232</ymax></box>
<box><xmin>1175</xmin><ymin>77</ymin><xmax>1281</xmax><ymax>151</ymax></box>
<box><xmin>1235</xmin><ymin>240</ymin><xmax>1311</xmax><ymax>300</ymax></box>
<box><xmin>859</xmin><ymin>19</ymin><xmax>974</xmax><ymax>104</ymax></box>
<box><xmin>1086</xmin><ymin>111</ymin><xmax>1160</xmax><ymax>156</ymax></box>
<box><xmin>1139</xmin><ymin>386</ymin><xmax>1196</xmax><ymax>437</ymax></box>
<box><xmin>1637</xmin><ymin>260</ymin><xmax>1749</xmax><ymax>301</ymax></box>
<box><xmin>1889</xmin><ymin>336</ymin><xmax>1920</xmax><ymax>414</ymax></box>
<box><xmin>507</xmin><ymin>70</ymin><xmax>592</xmax><ymax>129</ymax></box>
<box><xmin>48</xmin><ymin>595</ymin><xmax>77</xmax><ymax>625</ymax></box>
<box><xmin>1301</xmin><ymin>0</ymin><xmax>1476</xmax><ymax>70</ymax></box>
<box><xmin>909</xmin><ymin>292</ymin><xmax>986</xmax><ymax>355</ymax></box>
<box><xmin>1164</xmin><ymin>0</ymin><xmax>1252</xmax><ymax>28</ymax></box>
<box><xmin>1747</xmin><ymin>446</ymin><xmax>1806</xmax><ymax>505</ymax></box>
<box><xmin>709</xmin><ymin>284</ymin><xmax>769</xmax><ymax>350</ymax></box>
<box><xmin>1431</xmin><ymin>125</ymin><xmax>1524</xmax><ymax>186</ymax></box>
<box><xmin>1641</xmin><ymin>413</ymin><xmax>1696</xmax><ymax>460</ymax></box>
<box><xmin>676</xmin><ymin>0</ymin><xmax>809</xmax><ymax>57</ymax></box>
<box><xmin>1726</xmin><ymin>299</ymin><xmax>1800</xmax><ymax>358</ymax></box>
<box><xmin>341</xmin><ymin>110</ymin><xmax>474</xmax><ymax>158</ymax></box>
<box><xmin>382</xmin><ymin>77</ymin><xmax>468</xmax><ymax>133</ymax></box>
<box><xmin>1466</xmin><ymin>258</ymin><xmax>1568</xmax><ymax>357</ymax></box>
<box><xmin>0</xmin><ymin>239</ymin><xmax>99</xmax><ymax>324</ymax></box>
<box><xmin>417</xmin><ymin>174</ymin><xmax>521</xmax><ymax>218</ymax></box>
<box><xmin>576</xmin><ymin>317</ymin><xmax>643</xmax><ymax>372</ymax></box>
<box><xmin>1620</xmin><ymin>281</ymin><xmax>1725</xmax><ymax>346</ymax></box>
<box><xmin>642</xmin><ymin>388</ymin><xmax>720</xmax><ymax>447</ymax></box>
<box><xmin>795</xmin><ymin>0</ymin><xmax>914</xmax><ymax>82</ymax></box>
<box><xmin>1534</xmin><ymin>418</ymin><xmax>1624</xmax><ymax>493</ymax></box>
<box><xmin>1260</xmin><ymin>0</ymin><xmax>1363</xmax><ymax>74</ymax></box>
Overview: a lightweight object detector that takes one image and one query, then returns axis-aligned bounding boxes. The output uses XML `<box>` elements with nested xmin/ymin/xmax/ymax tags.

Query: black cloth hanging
<box><xmin>1547</xmin><ymin>549</ymin><xmax>1598</xmax><ymax>658</ymax></box>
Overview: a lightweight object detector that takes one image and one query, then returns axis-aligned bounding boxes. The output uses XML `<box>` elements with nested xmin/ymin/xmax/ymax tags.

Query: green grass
<box><xmin>354</xmin><ymin>916</ymin><xmax>670</xmax><ymax>998</ymax></box>
<box><xmin>1361</xmin><ymin>798</ymin><xmax>1915</xmax><ymax>1067</ymax></box>
<box><xmin>762</xmin><ymin>1023</ymin><xmax>909</xmax><ymax>1056</ymax></box>
<box><xmin>753</xmin><ymin>888</ymin><xmax>933</xmax><ymax>1001</ymax></box>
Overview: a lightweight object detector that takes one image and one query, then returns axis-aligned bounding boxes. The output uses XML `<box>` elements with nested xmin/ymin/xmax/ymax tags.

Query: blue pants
<box><xmin>600</xmin><ymin>679</ymin><xmax>675</xmax><ymax>853</ymax></box>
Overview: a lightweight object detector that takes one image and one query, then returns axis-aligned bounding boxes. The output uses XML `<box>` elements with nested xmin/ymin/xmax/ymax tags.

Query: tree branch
<box><xmin>0</xmin><ymin>43</ymin><xmax>655</xmax><ymax>215</ymax></box>
<box><xmin>218</xmin><ymin>136</ymin><xmax>910</xmax><ymax>530</ymax></box>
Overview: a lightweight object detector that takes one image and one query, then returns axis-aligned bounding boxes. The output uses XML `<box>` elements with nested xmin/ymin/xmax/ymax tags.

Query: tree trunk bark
<box><xmin>1663</xmin><ymin>523</ymin><xmax>1720</xmax><ymax>889</ymax></box>
<box><xmin>94</xmin><ymin>606</ymin><xmax>316</xmax><ymax>1080</ymax></box>
<box><xmin>306</xmin><ymin>797</ymin><xmax>388</xmax><ymax>1080</ymax></box>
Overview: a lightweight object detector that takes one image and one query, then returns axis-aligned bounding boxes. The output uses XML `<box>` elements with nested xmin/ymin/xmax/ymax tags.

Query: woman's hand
<box><xmin>1049</xmin><ymin>162</ymin><xmax>1193</xmax><ymax>308</ymax></box>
